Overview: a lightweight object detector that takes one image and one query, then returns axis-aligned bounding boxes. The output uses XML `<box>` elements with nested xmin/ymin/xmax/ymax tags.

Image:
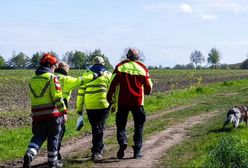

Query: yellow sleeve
<box><xmin>63</xmin><ymin>76</ymin><xmax>83</xmax><ymax>92</ymax></box>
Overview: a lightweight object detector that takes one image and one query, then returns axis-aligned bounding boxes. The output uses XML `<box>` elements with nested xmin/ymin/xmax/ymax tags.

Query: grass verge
<box><xmin>0</xmin><ymin>79</ymin><xmax>248</xmax><ymax>163</ymax></box>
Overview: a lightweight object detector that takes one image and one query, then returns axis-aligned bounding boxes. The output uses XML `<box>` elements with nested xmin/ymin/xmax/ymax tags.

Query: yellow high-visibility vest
<box><xmin>29</xmin><ymin>72</ymin><xmax>67</xmax><ymax>120</ymax></box>
<box><xmin>77</xmin><ymin>70</ymin><xmax>112</xmax><ymax>111</ymax></box>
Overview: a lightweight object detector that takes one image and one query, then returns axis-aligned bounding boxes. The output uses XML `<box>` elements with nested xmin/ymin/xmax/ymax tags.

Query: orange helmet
<box><xmin>40</xmin><ymin>53</ymin><xmax>58</xmax><ymax>65</ymax></box>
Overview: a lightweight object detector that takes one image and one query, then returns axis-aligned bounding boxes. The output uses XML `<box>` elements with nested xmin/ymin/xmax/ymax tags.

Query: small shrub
<box><xmin>222</xmin><ymin>81</ymin><xmax>234</xmax><ymax>86</ymax></box>
<box><xmin>203</xmin><ymin>135</ymin><xmax>248</xmax><ymax>168</ymax></box>
<box><xmin>195</xmin><ymin>87</ymin><xmax>204</xmax><ymax>93</ymax></box>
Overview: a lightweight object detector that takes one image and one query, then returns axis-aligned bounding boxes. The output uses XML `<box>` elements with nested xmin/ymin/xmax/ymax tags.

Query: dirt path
<box><xmin>95</xmin><ymin>110</ymin><xmax>219</xmax><ymax>168</ymax></box>
<box><xmin>0</xmin><ymin>104</ymin><xmax>203</xmax><ymax>168</ymax></box>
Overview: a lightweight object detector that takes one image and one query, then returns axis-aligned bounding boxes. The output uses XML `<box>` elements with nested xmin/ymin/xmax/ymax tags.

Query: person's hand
<box><xmin>110</xmin><ymin>104</ymin><xmax>117</xmax><ymax>113</ymax></box>
<box><xmin>63</xmin><ymin>114</ymin><xmax>68</xmax><ymax>123</ymax></box>
<box><xmin>99</xmin><ymin>70</ymin><xmax>107</xmax><ymax>76</ymax></box>
<box><xmin>76</xmin><ymin>115</ymin><xmax>84</xmax><ymax>131</ymax></box>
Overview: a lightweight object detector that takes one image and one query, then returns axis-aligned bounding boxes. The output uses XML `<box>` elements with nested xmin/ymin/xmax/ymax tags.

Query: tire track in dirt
<box><xmin>94</xmin><ymin>110</ymin><xmax>219</xmax><ymax>168</ymax></box>
<box><xmin>0</xmin><ymin>104</ymin><xmax>198</xmax><ymax>168</ymax></box>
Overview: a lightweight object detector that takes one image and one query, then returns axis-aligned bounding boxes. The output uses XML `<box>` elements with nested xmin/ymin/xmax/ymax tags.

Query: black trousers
<box><xmin>116</xmin><ymin>105</ymin><xmax>146</xmax><ymax>148</ymax></box>
<box><xmin>87</xmin><ymin>108</ymin><xmax>109</xmax><ymax>154</ymax></box>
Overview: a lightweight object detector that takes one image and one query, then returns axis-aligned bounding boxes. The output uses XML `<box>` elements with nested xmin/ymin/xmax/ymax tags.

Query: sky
<box><xmin>0</xmin><ymin>0</ymin><xmax>248</xmax><ymax>67</ymax></box>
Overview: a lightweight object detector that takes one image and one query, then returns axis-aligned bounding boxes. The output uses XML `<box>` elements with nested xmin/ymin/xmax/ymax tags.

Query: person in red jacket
<box><xmin>107</xmin><ymin>48</ymin><xmax>153</xmax><ymax>159</ymax></box>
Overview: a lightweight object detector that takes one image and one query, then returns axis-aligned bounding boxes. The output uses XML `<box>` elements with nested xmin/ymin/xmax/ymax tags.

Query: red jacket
<box><xmin>107</xmin><ymin>59</ymin><xmax>152</xmax><ymax>106</ymax></box>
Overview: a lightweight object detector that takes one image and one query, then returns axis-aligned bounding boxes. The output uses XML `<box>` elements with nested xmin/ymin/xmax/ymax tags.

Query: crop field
<box><xmin>1</xmin><ymin>69</ymin><xmax>248</xmax><ymax>127</ymax></box>
<box><xmin>1</xmin><ymin>69</ymin><xmax>248</xmax><ymax>168</ymax></box>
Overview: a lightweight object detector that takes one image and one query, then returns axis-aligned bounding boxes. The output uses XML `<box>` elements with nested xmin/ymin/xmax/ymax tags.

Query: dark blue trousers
<box><xmin>86</xmin><ymin>108</ymin><xmax>109</xmax><ymax>154</ymax></box>
<box><xmin>25</xmin><ymin>116</ymin><xmax>62</xmax><ymax>167</ymax></box>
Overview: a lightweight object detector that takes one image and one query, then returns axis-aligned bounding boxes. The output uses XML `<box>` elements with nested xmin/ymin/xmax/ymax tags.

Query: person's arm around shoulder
<box><xmin>63</xmin><ymin>75</ymin><xmax>83</xmax><ymax>92</ymax></box>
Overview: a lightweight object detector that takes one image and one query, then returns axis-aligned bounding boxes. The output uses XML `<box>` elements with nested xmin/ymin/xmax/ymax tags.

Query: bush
<box><xmin>203</xmin><ymin>135</ymin><xmax>248</xmax><ymax>168</ymax></box>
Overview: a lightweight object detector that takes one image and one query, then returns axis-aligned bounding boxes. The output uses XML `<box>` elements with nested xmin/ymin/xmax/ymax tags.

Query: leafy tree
<box><xmin>240</xmin><ymin>59</ymin><xmax>248</xmax><ymax>69</ymax></box>
<box><xmin>64</xmin><ymin>51</ymin><xmax>87</xmax><ymax>69</ymax></box>
<box><xmin>173</xmin><ymin>64</ymin><xmax>184</xmax><ymax>69</ymax></box>
<box><xmin>0</xmin><ymin>55</ymin><xmax>6</xmax><ymax>69</ymax></box>
<box><xmin>74</xmin><ymin>51</ymin><xmax>87</xmax><ymax>69</ymax></box>
<box><xmin>31</xmin><ymin>52</ymin><xmax>43</xmax><ymax>68</ymax></box>
<box><xmin>87</xmin><ymin>49</ymin><xmax>113</xmax><ymax>69</ymax></box>
<box><xmin>9</xmin><ymin>52</ymin><xmax>30</xmax><ymax>68</ymax></box>
<box><xmin>66</xmin><ymin>51</ymin><xmax>87</xmax><ymax>69</ymax></box>
<box><xmin>190</xmin><ymin>50</ymin><xmax>204</xmax><ymax>68</ymax></box>
<box><xmin>207</xmin><ymin>48</ymin><xmax>221</xmax><ymax>69</ymax></box>
<box><xmin>185</xmin><ymin>63</ymin><xmax>195</xmax><ymax>69</ymax></box>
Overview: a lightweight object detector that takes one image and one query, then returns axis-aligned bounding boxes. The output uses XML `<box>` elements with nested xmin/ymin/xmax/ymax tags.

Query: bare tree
<box><xmin>190</xmin><ymin>50</ymin><xmax>204</xmax><ymax>68</ymax></box>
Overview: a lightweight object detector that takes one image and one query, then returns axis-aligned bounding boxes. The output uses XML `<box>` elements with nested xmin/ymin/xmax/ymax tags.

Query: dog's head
<box><xmin>226</xmin><ymin>107</ymin><xmax>241</xmax><ymax>128</ymax></box>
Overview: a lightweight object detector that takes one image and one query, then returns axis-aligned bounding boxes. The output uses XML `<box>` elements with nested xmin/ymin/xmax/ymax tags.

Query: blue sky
<box><xmin>0</xmin><ymin>0</ymin><xmax>248</xmax><ymax>67</ymax></box>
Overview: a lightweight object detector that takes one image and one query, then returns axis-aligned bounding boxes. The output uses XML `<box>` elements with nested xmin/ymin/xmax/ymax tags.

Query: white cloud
<box><xmin>142</xmin><ymin>2</ymin><xmax>194</xmax><ymax>16</ymax></box>
<box><xmin>180</xmin><ymin>4</ymin><xmax>193</xmax><ymax>14</ymax></box>
<box><xmin>201</xmin><ymin>14</ymin><xmax>218</xmax><ymax>21</ymax></box>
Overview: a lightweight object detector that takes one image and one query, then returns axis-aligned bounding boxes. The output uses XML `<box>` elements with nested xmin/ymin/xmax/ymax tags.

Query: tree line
<box><xmin>1</xmin><ymin>47</ymin><xmax>248</xmax><ymax>70</ymax></box>
<box><xmin>0</xmin><ymin>49</ymin><xmax>113</xmax><ymax>70</ymax></box>
<box><xmin>149</xmin><ymin>47</ymin><xmax>248</xmax><ymax>70</ymax></box>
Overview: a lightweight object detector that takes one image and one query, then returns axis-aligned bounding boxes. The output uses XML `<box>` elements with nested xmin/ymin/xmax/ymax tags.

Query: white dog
<box><xmin>222</xmin><ymin>106</ymin><xmax>248</xmax><ymax>130</ymax></box>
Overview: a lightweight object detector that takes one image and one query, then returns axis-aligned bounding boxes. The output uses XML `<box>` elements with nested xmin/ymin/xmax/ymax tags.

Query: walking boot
<box><xmin>117</xmin><ymin>144</ymin><xmax>127</xmax><ymax>159</ymax></box>
<box><xmin>92</xmin><ymin>152</ymin><xmax>103</xmax><ymax>162</ymax></box>
<box><xmin>133</xmin><ymin>146</ymin><xmax>143</xmax><ymax>159</ymax></box>
<box><xmin>22</xmin><ymin>154</ymin><xmax>32</xmax><ymax>168</ymax></box>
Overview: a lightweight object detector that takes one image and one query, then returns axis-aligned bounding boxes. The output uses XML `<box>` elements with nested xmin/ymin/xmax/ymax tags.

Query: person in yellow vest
<box><xmin>54</xmin><ymin>61</ymin><xmax>101</xmax><ymax>161</ymax></box>
<box><xmin>23</xmin><ymin>53</ymin><xmax>67</xmax><ymax>168</ymax></box>
<box><xmin>107</xmin><ymin>48</ymin><xmax>153</xmax><ymax>159</ymax></box>
<box><xmin>76</xmin><ymin>56</ymin><xmax>112</xmax><ymax>161</ymax></box>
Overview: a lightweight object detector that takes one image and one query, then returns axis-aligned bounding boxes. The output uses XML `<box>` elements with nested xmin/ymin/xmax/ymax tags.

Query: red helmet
<box><xmin>40</xmin><ymin>53</ymin><xmax>58</xmax><ymax>65</ymax></box>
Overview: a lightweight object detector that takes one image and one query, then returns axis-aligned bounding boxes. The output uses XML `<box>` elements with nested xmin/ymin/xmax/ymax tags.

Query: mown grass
<box><xmin>60</xmin><ymin>79</ymin><xmax>248</xmax><ymax>167</ymax></box>
<box><xmin>158</xmin><ymin>116</ymin><xmax>248</xmax><ymax>168</ymax></box>
<box><xmin>158</xmin><ymin>81</ymin><xmax>248</xmax><ymax>167</ymax></box>
<box><xmin>0</xmin><ymin>127</ymin><xmax>31</xmax><ymax>160</ymax></box>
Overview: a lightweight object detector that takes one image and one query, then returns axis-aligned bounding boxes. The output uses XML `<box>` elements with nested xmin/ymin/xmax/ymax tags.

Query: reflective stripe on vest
<box><xmin>86</xmin><ymin>84</ymin><xmax>106</xmax><ymax>88</ymax></box>
<box><xmin>32</xmin><ymin>108</ymin><xmax>60</xmax><ymax>117</ymax></box>
<box><xmin>77</xmin><ymin>93</ymin><xmax>84</xmax><ymax>96</ymax></box>
<box><xmin>85</xmin><ymin>89</ymin><xmax>107</xmax><ymax>94</ymax></box>
<box><xmin>32</xmin><ymin>103</ymin><xmax>54</xmax><ymax>110</ymax></box>
<box><xmin>29</xmin><ymin>76</ymin><xmax>52</xmax><ymax>98</ymax></box>
<box><xmin>84</xmin><ymin>84</ymin><xmax>107</xmax><ymax>94</ymax></box>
